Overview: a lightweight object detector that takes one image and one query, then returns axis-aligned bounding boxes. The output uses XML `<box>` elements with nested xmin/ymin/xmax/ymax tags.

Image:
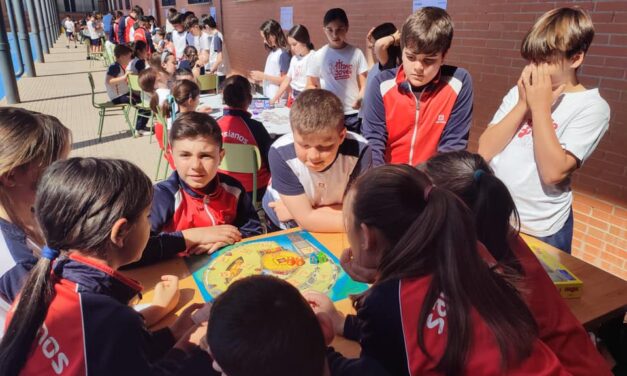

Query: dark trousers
<box><xmin>344</xmin><ymin>113</ymin><xmax>362</xmax><ymax>134</ymax></box>
<box><xmin>536</xmin><ymin>208</ymin><xmax>574</xmax><ymax>254</ymax></box>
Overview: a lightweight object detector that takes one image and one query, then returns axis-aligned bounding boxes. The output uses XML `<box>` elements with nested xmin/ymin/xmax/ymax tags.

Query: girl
<box><xmin>250</xmin><ymin>20</ymin><xmax>290</xmax><ymax>100</ymax></box>
<box><xmin>218</xmin><ymin>75</ymin><xmax>272</xmax><ymax>202</ymax></box>
<box><xmin>128</xmin><ymin>40</ymin><xmax>148</xmax><ymax>74</ymax></box>
<box><xmin>364</xmin><ymin>23</ymin><xmax>401</xmax><ymax>92</ymax></box>
<box><xmin>179</xmin><ymin>46</ymin><xmax>205</xmax><ymax>77</ymax></box>
<box><xmin>161</xmin><ymin>50</ymin><xmax>178</xmax><ymax>83</ymax></box>
<box><xmin>309</xmin><ymin>165</ymin><xmax>569</xmax><ymax>375</ymax></box>
<box><xmin>139</xmin><ymin>112</ymin><xmax>263</xmax><ymax>266</ymax></box>
<box><xmin>270</xmin><ymin>24</ymin><xmax>314</xmax><ymax>106</ymax></box>
<box><xmin>200</xmin><ymin>15</ymin><xmax>227</xmax><ymax>87</ymax></box>
<box><xmin>423</xmin><ymin>151</ymin><xmax>612</xmax><ymax>376</ymax></box>
<box><xmin>0</xmin><ymin>158</ymin><xmax>201</xmax><ymax>375</ymax></box>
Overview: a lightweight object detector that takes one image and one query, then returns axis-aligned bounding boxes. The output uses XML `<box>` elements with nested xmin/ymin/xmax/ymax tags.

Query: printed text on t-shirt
<box><xmin>329</xmin><ymin>60</ymin><xmax>352</xmax><ymax>80</ymax></box>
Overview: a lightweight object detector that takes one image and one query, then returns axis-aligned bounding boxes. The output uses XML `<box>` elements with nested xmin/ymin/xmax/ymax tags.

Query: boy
<box><xmin>138</xmin><ymin>112</ymin><xmax>262</xmax><ymax>266</ymax></box>
<box><xmin>105</xmin><ymin>44</ymin><xmax>133</xmax><ymax>105</ymax></box>
<box><xmin>201</xmin><ymin>15</ymin><xmax>227</xmax><ymax>86</ymax></box>
<box><xmin>86</xmin><ymin>13</ymin><xmax>101</xmax><ymax>53</ymax></box>
<box><xmin>169</xmin><ymin>13</ymin><xmax>195</xmax><ymax>61</ymax></box>
<box><xmin>125</xmin><ymin>5</ymin><xmax>143</xmax><ymax>44</ymax></box>
<box><xmin>63</xmin><ymin>16</ymin><xmax>77</xmax><ymax>48</ymax></box>
<box><xmin>133</xmin><ymin>16</ymin><xmax>153</xmax><ymax>54</ymax></box>
<box><xmin>306</xmin><ymin>8</ymin><xmax>368</xmax><ymax>134</ymax></box>
<box><xmin>478</xmin><ymin>7</ymin><xmax>610</xmax><ymax>253</ymax></box>
<box><xmin>262</xmin><ymin>89</ymin><xmax>372</xmax><ymax>232</ymax></box>
<box><xmin>361</xmin><ymin>7</ymin><xmax>473</xmax><ymax>167</ymax></box>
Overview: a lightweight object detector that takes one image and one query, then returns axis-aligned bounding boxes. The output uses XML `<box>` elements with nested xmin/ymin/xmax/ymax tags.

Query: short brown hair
<box><xmin>170</xmin><ymin>111</ymin><xmax>222</xmax><ymax>148</ymax></box>
<box><xmin>289</xmin><ymin>89</ymin><xmax>344</xmax><ymax>134</ymax></box>
<box><xmin>113</xmin><ymin>44</ymin><xmax>133</xmax><ymax>59</ymax></box>
<box><xmin>401</xmin><ymin>7</ymin><xmax>453</xmax><ymax>55</ymax></box>
<box><xmin>521</xmin><ymin>7</ymin><xmax>594</xmax><ymax>63</ymax></box>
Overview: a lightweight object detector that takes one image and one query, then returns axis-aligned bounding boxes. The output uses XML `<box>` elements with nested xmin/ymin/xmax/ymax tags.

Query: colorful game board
<box><xmin>185</xmin><ymin>231</ymin><xmax>368</xmax><ymax>302</ymax></box>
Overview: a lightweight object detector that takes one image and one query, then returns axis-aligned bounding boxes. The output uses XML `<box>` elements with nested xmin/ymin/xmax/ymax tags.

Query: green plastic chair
<box><xmin>87</xmin><ymin>72</ymin><xmax>134</xmax><ymax>142</ymax></box>
<box><xmin>154</xmin><ymin>110</ymin><xmax>171</xmax><ymax>181</ymax></box>
<box><xmin>219</xmin><ymin>143</ymin><xmax>262</xmax><ymax>208</ymax></box>
<box><xmin>197</xmin><ymin>74</ymin><xmax>219</xmax><ymax>94</ymax></box>
<box><xmin>127</xmin><ymin>73</ymin><xmax>154</xmax><ymax>140</ymax></box>
<box><xmin>85</xmin><ymin>38</ymin><xmax>104</xmax><ymax>68</ymax></box>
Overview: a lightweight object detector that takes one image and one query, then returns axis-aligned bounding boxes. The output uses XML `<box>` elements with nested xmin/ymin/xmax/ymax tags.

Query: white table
<box><xmin>199</xmin><ymin>94</ymin><xmax>292</xmax><ymax>136</ymax></box>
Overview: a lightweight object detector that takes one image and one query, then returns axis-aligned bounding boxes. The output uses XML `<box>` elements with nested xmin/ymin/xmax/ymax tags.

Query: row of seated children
<box><xmin>0</xmin><ymin>123</ymin><xmax>610</xmax><ymax>374</ymax></box>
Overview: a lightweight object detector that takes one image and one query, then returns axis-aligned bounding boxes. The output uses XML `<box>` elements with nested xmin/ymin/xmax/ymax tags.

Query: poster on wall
<box><xmin>280</xmin><ymin>6</ymin><xmax>293</xmax><ymax>30</ymax></box>
<box><xmin>412</xmin><ymin>0</ymin><xmax>447</xmax><ymax>11</ymax></box>
<box><xmin>210</xmin><ymin>7</ymin><xmax>217</xmax><ymax>19</ymax></box>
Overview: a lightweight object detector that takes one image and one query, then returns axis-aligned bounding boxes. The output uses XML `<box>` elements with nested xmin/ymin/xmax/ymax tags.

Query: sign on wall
<box><xmin>210</xmin><ymin>7</ymin><xmax>217</xmax><ymax>19</ymax></box>
<box><xmin>280</xmin><ymin>6</ymin><xmax>293</xmax><ymax>30</ymax></box>
<box><xmin>412</xmin><ymin>0</ymin><xmax>447</xmax><ymax>11</ymax></box>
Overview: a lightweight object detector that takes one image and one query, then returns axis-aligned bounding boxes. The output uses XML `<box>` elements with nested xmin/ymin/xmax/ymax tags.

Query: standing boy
<box><xmin>361</xmin><ymin>7</ymin><xmax>473</xmax><ymax>166</ymax></box>
<box><xmin>263</xmin><ymin>89</ymin><xmax>372</xmax><ymax>232</ymax></box>
<box><xmin>478</xmin><ymin>7</ymin><xmax>610</xmax><ymax>253</ymax></box>
<box><xmin>64</xmin><ymin>17</ymin><xmax>77</xmax><ymax>48</ymax></box>
<box><xmin>306</xmin><ymin>8</ymin><xmax>368</xmax><ymax>134</ymax></box>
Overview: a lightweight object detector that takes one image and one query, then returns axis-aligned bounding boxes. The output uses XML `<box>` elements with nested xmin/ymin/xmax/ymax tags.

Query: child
<box><xmin>361</xmin><ymin>7</ymin><xmax>473</xmax><ymax>166</ymax></box>
<box><xmin>206</xmin><ymin>275</ymin><xmax>328</xmax><ymax>376</ymax></box>
<box><xmin>139</xmin><ymin>112</ymin><xmax>262</xmax><ymax>266</ymax></box>
<box><xmin>105</xmin><ymin>44</ymin><xmax>133</xmax><ymax>104</ymax></box>
<box><xmin>169</xmin><ymin>13</ymin><xmax>193</xmax><ymax>61</ymax></box>
<box><xmin>185</xmin><ymin>16</ymin><xmax>203</xmax><ymax>52</ymax></box>
<box><xmin>478</xmin><ymin>7</ymin><xmax>610</xmax><ymax>253</ymax></box>
<box><xmin>128</xmin><ymin>40</ymin><xmax>148</xmax><ymax>74</ymax></box>
<box><xmin>64</xmin><ymin>16</ymin><xmax>77</xmax><ymax>49</ymax></box>
<box><xmin>250</xmin><ymin>19</ymin><xmax>291</xmax><ymax>100</ymax></box>
<box><xmin>306</xmin><ymin>8</ymin><xmax>368</xmax><ymax>134</ymax></box>
<box><xmin>200</xmin><ymin>15</ymin><xmax>227</xmax><ymax>86</ymax></box>
<box><xmin>154</xmin><ymin>29</ymin><xmax>167</xmax><ymax>54</ymax></box>
<box><xmin>423</xmin><ymin>151</ymin><xmax>612</xmax><ymax>376</ymax></box>
<box><xmin>113</xmin><ymin>10</ymin><xmax>124</xmax><ymax>44</ymax></box>
<box><xmin>270</xmin><ymin>24</ymin><xmax>315</xmax><ymax>106</ymax></box>
<box><xmin>161</xmin><ymin>50</ymin><xmax>178</xmax><ymax>79</ymax></box>
<box><xmin>0</xmin><ymin>109</ymin><xmax>71</xmax><ymax>337</ymax></box>
<box><xmin>308</xmin><ymin>164</ymin><xmax>569</xmax><ymax>375</ymax></box>
<box><xmin>365</xmin><ymin>23</ymin><xmax>401</xmax><ymax>90</ymax></box>
<box><xmin>0</xmin><ymin>158</ymin><xmax>201</xmax><ymax>375</ymax></box>
<box><xmin>179</xmin><ymin>46</ymin><xmax>205</xmax><ymax>77</ymax></box>
<box><xmin>86</xmin><ymin>13</ymin><xmax>101</xmax><ymax>53</ymax></box>
<box><xmin>133</xmin><ymin>16</ymin><xmax>153</xmax><ymax>54</ymax></box>
<box><xmin>125</xmin><ymin>5</ymin><xmax>143</xmax><ymax>44</ymax></box>
<box><xmin>165</xmin><ymin>8</ymin><xmax>177</xmax><ymax>33</ymax></box>
<box><xmin>174</xmin><ymin>68</ymin><xmax>196</xmax><ymax>82</ymax></box>
<box><xmin>217</xmin><ymin>75</ymin><xmax>272</xmax><ymax>201</ymax></box>
<box><xmin>262</xmin><ymin>89</ymin><xmax>371</xmax><ymax>232</ymax></box>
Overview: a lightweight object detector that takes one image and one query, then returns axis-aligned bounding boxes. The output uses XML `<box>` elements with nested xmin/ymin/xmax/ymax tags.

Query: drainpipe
<box><xmin>34</xmin><ymin>0</ymin><xmax>49</xmax><ymax>54</ymax></box>
<box><xmin>10</xmin><ymin>0</ymin><xmax>36</xmax><ymax>77</ymax></box>
<box><xmin>4</xmin><ymin>0</ymin><xmax>23</xmax><ymax>77</ymax></box>
<box><xmin>25</xmin><ymin>0</ymin><xmax>44</xmax><ymax>63</ymax></box>
<box><xmin>0</xmin><ymin>0</ymin><xmax>20</xmax><ymax>103</ymax></box>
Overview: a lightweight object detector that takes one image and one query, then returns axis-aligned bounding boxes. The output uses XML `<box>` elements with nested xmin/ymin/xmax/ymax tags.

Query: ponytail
<box><xmin>0</xmin><ymin>246</ymin><xmax>60</xmax><ymax>376</ymax></box>
<box><xmin>350</xmin><ymin>165</ymin><xmax>537</xmax><ymax>375</ymax></box>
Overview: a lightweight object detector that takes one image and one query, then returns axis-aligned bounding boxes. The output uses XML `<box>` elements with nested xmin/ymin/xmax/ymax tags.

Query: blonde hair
<box><xmin>521</xmin><ymin>7</ymin><xmax>594</xmax><ymax>63</ymax></box>
<box><xmin>289</xmin><ymin>89</ymin><xmax>344</xmax><ymax>135</ymax></box>
<box><xmin>0</xmin><ymin>107</ymin><xmax>72</xmax><ymax>244</ymax></box>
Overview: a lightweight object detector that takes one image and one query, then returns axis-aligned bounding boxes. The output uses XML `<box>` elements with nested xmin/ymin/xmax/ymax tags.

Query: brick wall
<box><xmin>122</xmin><ymin>0</ymin><xmax>627</xmax><ymax>280</ymax></box>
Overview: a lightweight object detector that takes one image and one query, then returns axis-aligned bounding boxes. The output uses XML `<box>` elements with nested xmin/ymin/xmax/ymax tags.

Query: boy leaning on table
<box><xmin>262</xmin><ymin>89</ymin><xmax>372</xmax><ymax>233</ymax></box>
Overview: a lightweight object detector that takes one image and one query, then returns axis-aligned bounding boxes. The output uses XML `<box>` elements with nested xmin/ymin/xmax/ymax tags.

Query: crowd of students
<box><xmin>0</xmin><ymin>4</ymin><xmax>616</xmax><ymax>376</ymax></box>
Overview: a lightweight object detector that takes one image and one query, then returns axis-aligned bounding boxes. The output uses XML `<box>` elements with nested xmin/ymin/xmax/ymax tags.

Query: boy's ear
<box><xmin>570</xmin><ymin>52</ymin><xmax>585</xmax><ymax>69</ymax></box>
<box><xmin>0</xmin><ymin>170</ymin><xmax>17</xmax><ymax>188</ymax></box>
<box><xmin>219</xmin><ymin>148</ymin><xmax>225</xmax><ymax>164</ymax></box>
<box><xmin>338</xmin><ymin>126</ymin><xmax>347</xmax><ymax>142</ymax></box>
<box><xmin>110</xmin><ymin>218</ymin><xmax>130</xmax><ymax>248</ymax></box>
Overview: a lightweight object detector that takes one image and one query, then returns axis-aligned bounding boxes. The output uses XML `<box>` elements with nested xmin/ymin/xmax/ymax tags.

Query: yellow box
<box><xmin>529</xmin><ymin>245</ymin><xmax>583</xmax><ymax>299</ymax></box>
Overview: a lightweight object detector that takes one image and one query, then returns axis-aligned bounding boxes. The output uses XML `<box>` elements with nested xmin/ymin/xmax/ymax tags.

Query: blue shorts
<box><xmin>90</xmin><ymin>38</ymin><xmax>101</xmax><ymax>46</ymax></box>
<box><xmin>66</xmin><ymin>31</ymin><xmax>73</xmax><ymax>37</ymax></box>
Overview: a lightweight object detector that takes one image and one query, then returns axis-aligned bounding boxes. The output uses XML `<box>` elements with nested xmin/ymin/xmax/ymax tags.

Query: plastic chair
<box><xmin>197</xmin><ymin>74</ymin><xmax>219</xmax><ymax>94</ymax></box>
<box><xmin>85</xmin><ymin>38</ymin><xmax>104</xmax><ymax>68</ymax></box>
<box><xmin>153</xmin><ymin>111</ymin><xmax>174</xmax><ymax>181</ymax></box>
<box><xmin>219</xmin><ymin>143</ymin><xmax>262</xmax><ymax>207</ymax></box>
<box><xmin>87</xmin><ymin>72</ymin><xmax>133</xmax><ymax>142</ymax></box>
<box><xmin>127</xmin><ymin>73</ymin><xmax>154</xmax><ymax>140</ymax></box>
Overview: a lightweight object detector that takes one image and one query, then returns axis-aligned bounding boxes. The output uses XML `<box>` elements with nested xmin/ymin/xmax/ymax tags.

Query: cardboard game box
<box><xmin>528</xmin><ymin>243</ymin><xmax>583</xmax><ymax>299</ymax></box>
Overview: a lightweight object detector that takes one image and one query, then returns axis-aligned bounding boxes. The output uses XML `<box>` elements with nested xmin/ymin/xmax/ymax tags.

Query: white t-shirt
<box><xmin>87</xmin><ymin>20</ymin><xmax>98</xmax><ymax>39</ymax></box>
<box><xmin>64</xmin><ymin>20</ymin><xmax>75</xmax><ymax>33</ymax></box>
<box><xmin>306</xmin><ymin>44</ymin><xmax>368</xmax><ymax>115</ymax></box>
<box><xmin>207</xmin><ymin>31</ymin><xmax>226</xmax><ymax>76</ymax></box>
<box><xmin>489</xmin><ymin>86</ymin><xmax>610</xmax><ymax>237</ymax></box>
<box><xmin>171</xmin><ymin>30</ymin><xmax>188</xmax><ymax>60</ymax></box>
<box><xmin>199</xmin><ymin>33</ymin><xmax>212</xmax><ymax>53</ymax></box>
<box><xmin>287</xmin><ymin>51</ymin><xmax>314</xmax><ymax>92</ymax></box>
<box><xmin>263</xmin><ymin>48</ymin><xmax>290</xmax><ymax>99</ymax></box>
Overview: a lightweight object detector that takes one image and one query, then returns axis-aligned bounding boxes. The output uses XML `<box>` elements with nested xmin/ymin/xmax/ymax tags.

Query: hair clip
<box><xmin>42</xmin><ymin>245</ymin><xmax>60</xmax><ymax>261</ymax></box>
<box><xmin>473</xmin><ymin>169</ymin><xmax>486</xmax><ymax>182</ymax></box>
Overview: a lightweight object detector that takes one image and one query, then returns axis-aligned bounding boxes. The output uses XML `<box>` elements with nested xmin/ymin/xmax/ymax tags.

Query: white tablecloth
<box><xmin>199</xmin><ymin>94</ymin><xmax>291</xmax><ymax>136</ymax></box>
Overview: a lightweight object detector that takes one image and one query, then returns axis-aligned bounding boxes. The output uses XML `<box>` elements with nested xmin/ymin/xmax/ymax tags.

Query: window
<box><xmin>162</xmin><ymin>0</ymin><xmax>176</xmax><ymax>5</ymax></box>
<box><xmin>125</xmin><ymin>0</ymin><xmax>131</xmax><ymax>9</ymax></box>
<box><xmin>188</xmin><ymin>0</ymin><xmax>211</xmax><ymax>4</ymax></box>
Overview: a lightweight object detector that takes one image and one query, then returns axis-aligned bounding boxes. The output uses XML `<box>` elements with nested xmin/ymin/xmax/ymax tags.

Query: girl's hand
<box><xmin>152</xmin><ymin>275</ymin><xmax>180</xmax><ymax>312</ymax></box>
<box><xmin>249</xmin><ymin>70</ymin><xmax>265</xmax><ymax>82</ymax></box>
<box><xmin>268</xmin><ymin>200</ymin><xmax>293</xmax><ymax>222</ymax></box>
<box><xmin>170</xmin><ymin>303</ymin><xmax>205</xmax><ymax>341</ymax></box>
<box><xmin>302</xmin><ymin>291</ymin><xmax>346</xmax><ymax>336</ymax></box>
<box><xmin>340</xmin><ymin>248</ymin><xmax>377</xmax><ymax>284</ymax></box>
<box><xmin>366</xmin><ymin>27</ymin><xmax>375</xmax><ymax>49</ymax></box>
<box><xmin>391</xmin><ymin>30</ymin><xmax>401</xmax><ymax>46</ymax></box>
<box><xmin>269</xmin><ymin>95</ymin><xmax>279</xmax><ymax>105</ymax></box>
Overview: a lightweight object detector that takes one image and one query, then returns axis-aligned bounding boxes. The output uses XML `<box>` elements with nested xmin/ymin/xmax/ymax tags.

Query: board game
<box><xmin>527</xmin><ymin>240</ymin><xmax>583</xmax><ymax>299</ymax></box>
<box><xmin>185</xmin><ymin>231</ymin><xmax>368</xmax><ymax>302</ymax></box>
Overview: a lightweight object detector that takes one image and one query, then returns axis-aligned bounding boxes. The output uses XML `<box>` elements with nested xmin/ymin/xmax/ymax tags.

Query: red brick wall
<box><xmin>123</xmin><ymin>0</ymin><xmax>627</xmax><ymax>280</ymax></box>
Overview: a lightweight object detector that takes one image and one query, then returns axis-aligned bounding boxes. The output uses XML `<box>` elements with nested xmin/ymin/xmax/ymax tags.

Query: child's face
<box><xmin>162</xmin><ymin>55</ymin><xmax>177</xmax><ymax>75</ymax></box>
<box><xmin>323</xmin><ymin>20</ymin><xmax>348</xmax><ymax>49</ymax></box>
<box><xmin>137</xmin><ymin>49</ymin><xmax>148</xmax><ymax>60</ymax></box>
<box><xmin>119</xmin><ymin>206</ymin><xmax>152</xmax><ymax>266</ymax></box>
<box><xmin>288</xmin><ymin>36</ymin><xmax>307</xmax><ymax>56</ymax></box>
<box><xmin>261</xmin><ymin>31</ymin><xmax>276</xmax><ymax>48</ymax></box>
<box><xmin>401</xmin><ymin>48</ymin><xmax>445</xmax><ymax>88</ymax></box>
<box><xmin>530</xmin><ymin>58</ymin><xmax>573</xmax><ymax>89</ymax></box>
<box><xmin>119</xmin><ymin>53</ymin><xmax>133</xmax><ymax>68</ymax></box>
<box><xmin>174</xmin><ymin>23</ymin><xmax>185</xmax><ymax>33</ymax></box>
<box><xmin>157</xmin><ymin>71</ymin><xmax>170</xmax><ymax>87</ymax></box>
<box><xmin>171</xmin><ymin>136</ymin><xmax>224</xmax><ymax>190</ymax></box>
<box><xmin>293</xmin><ymin>125</ymin><xmax>346</xmax><ymax>172</ymax></box>
<box><xmin>190</xmin><ymin>24</ymin><xmax>201</xmax><ymax>36</ymax></box>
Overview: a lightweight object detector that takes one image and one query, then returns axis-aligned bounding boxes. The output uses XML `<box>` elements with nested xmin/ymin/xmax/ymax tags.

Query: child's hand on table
<box><xmin>183</xmin><ymin>225</ymin><xmax>242</xmax><ymax>255</ymax></box>
<box><xmin>152</xmin><ymin>275</ymin><xmax>180</xmax><ymax>312</ymax></box>
<box><xmin>303</xmin><ymin>291</ymin><xmax>345</xmax><ymax>338</ymax></box>
<box><xmin>196</xmin><ymin>105</ymin><xmax>213</xmax><ymax>113</ymax></box>
<box><xmin>340</xmin><ymin>248</ymin><xmax>377</xmax><ymax>284</ymax></box>
<box><xmin>268</xmin><ymin>200</ymin><xmax>293</xmax><ymax>222</ymax></box>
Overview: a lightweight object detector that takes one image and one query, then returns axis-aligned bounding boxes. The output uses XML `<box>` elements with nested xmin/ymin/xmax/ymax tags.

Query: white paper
<box><xmin>412</xmin><ymin>0</ymin><xmax>447</xmax><ymax>11</ymax></box>
<box><xmin>280</xmin><ymin>6</ymin><xmax>293</xmax><ymax>30</ymax></box>
<box><xmin>210</xmin><ymin>7</ymin><xmax>217</xmax><ymax>20</ymax></box>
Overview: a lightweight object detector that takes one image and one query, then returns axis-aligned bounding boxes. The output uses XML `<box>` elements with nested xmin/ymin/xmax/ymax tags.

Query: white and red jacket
<box><xmin>361</xmin><ymin>65</ymin><xmax>473</xmax><ymax>166</ymax></box>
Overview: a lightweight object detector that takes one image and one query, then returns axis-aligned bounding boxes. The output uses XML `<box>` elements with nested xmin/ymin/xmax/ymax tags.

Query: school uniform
<box><xmin>178</xmin><ymin>60</ymin><xmax>205</xmax><ymax>75</ymax></box>
<box><xmin>262</xmin><ymin>132</ymin><xmax>371</xmax><ymax>230</ymax></box>
<box><xmin>138</xmin><ymin>172</ymin><xmax>263</xmax><ymax>266</ymax></box>
<box><xmin>361</xmin><ymin>65</ymin><xmax>473</xmax><ymax>166</ymax></box>
<box><xmin>125</xmin><ymin>16</ymin><xmax>136</xmax><ymax>44</ymax></box>
<box><xmin>127</xmin><ymin>57</ymin><xmax>147</xmax><ymax>74</ymax></box>
<box><xmin>117</xmin><ymin>16</ymin><xmax>126</xmax><ymax>45</ymax></box>
<box><xmin>217</xmin><ymin>108</ymin><xmax>272</xmax><ymax>194</ymax></box>
<box><xmin>5</xmin><ymin>253</ymin><xmax>185</xmax><ymax>375</ymax></box>
<box><xmin>262</xmin><ymin>48</ymin><xmax>290</xmax><ymax>99</ymax></box>
<box><xmin>134</xmin><ymin>27</ymin><xmax>153</xmax><ymax>53</ymax></box>
<box><xmin>331</xmin><ymin>276</ymin><xmax>570</xmax><ymax>376</ymax></box>
<box><xmin>105</xmin><ymin>61</ymin><xmax>130</xmax><ymax>103</ymax></box>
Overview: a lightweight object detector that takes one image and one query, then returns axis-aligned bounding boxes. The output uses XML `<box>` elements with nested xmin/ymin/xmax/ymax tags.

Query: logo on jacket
<box><xmin>436</xmin><ymin>114</ymin><xmax>446</xmax><ymax>124</ymax></box>
<box><xmin>329</xmin><ymin>60</ymin><xmax>352</xmax><ymax>80</ymax></box>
